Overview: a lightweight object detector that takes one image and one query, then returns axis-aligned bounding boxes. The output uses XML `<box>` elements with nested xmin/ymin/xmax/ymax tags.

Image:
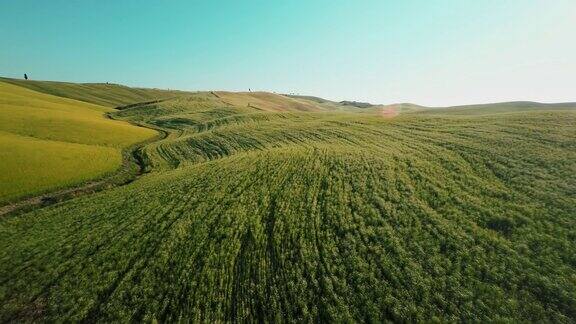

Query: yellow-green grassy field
<box><xmin>0</xmin><ymin>82</ymin><xmax>157</xmax><ymax>204</ymax></box>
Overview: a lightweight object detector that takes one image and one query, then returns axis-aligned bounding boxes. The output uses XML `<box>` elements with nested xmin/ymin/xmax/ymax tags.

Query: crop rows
<box><xmin>1</xmin><ymin>94</ymin><xmax>575</xmax><ymax>322</ymax></box>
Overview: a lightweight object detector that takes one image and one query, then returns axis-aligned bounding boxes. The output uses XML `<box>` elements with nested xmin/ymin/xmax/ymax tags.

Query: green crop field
<box><xmin>0</xmin><ymin>82</ymin><xmax>575</xmax><ymax>322</ymax></box>
<box><xmin>0</xmin><ymin>81</ymin><xmax>157</xmax><ymax>204</ymax></box>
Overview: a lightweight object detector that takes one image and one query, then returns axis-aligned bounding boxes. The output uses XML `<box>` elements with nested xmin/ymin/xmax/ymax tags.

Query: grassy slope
<box><xmin>0</xmin><ymin>77</ymin><xmax>190</xmax><ymax>107</ymax></box>
<box><xmin>285</xmin><ymin>94</ymin><xmax>371</xmax><ymax>111</ymax></box>
<box><xmin>0</xmin><ymin>91</ymin><xmax>574</xmax><ymax>322</ymax></box>
<box><xmin>214</xmin><ymin>91</ymin><xmax>350</xmax><ymax>112</ymax></box>
<box><xmin>0</xmin><ymin>81</ymin><xmax>157</xmax><ymax>204</ymax></box>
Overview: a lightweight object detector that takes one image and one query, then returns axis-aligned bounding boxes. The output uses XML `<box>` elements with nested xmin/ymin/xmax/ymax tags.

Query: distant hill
<box><xmin>339</xmin><ymin>100</ymin><xmax>374</xmax><ymax>108</ymax></box>
<box><xmin>0</xmin><ymin>77</ymin><xmax>191</xmax><ymax>108</ymax></box>
<box><xmin>415</xmin><ymin>101</ymin><xmax>576</xmax><ymax>115</ymax></box>
<box><xmin>214</xmin><ymin>91</ymin><xmax>358</xmax><ymax>112</ymax></box>
<box><xmin>283</xmin><ymin>94</ymin><xmax>379</xmax><ymax>111</ymax></box>
<box><xmin>284</xmin><ymin>94</ymin><xmax>335</xmax><ymax>104</ymax></box>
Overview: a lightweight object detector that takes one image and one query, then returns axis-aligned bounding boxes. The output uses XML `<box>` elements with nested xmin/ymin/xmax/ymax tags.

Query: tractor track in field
<box><xmin>0</xmin><ymin>104</ymin><xmax>170</xmax><ymax>218</ymax></box>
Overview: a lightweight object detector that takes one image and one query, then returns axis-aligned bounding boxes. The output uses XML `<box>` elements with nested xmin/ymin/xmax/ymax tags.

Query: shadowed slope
<box><xmin>0</xmin><ymin>77</ymin><xmax>191</xmax><ymax>107</ymax></box>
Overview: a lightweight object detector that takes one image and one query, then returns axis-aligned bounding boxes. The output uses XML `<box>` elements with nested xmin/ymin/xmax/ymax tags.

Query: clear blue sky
<box><xmin>1</xmin><ymin>0</ymin><xmax>575</xmax><ymax>106</ymax></box>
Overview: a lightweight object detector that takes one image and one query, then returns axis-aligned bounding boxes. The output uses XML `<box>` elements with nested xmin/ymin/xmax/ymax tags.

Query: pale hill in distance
<box><xmin>416</xmin><ymin>101</ymin><xmax>576</xmax><ymax>115</ymax></box>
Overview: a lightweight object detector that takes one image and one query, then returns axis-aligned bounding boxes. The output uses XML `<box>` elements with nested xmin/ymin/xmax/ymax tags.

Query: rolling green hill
<box><xmin>213</xmin><ymin>91</ymin><xmax>349</xmax><ymax>112</ymax></box>
<box><xmin>0</xmin><ymin>81</ymin><xmax>157</xmax><ymax>204</ymax></box>
<box><xmin>285</xmin><ymin>94</ymin><xmax>387</xmax><ymax>112</ymax></box>
<box><xmin>0</xmin><ymin>77</ymin><xmax>191</xmax><ymax>107</ymax></box>
<box><xmin>0</xmin><ymin>83</ymin><xmax>574</xmax><ymax>322</ymax></box>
